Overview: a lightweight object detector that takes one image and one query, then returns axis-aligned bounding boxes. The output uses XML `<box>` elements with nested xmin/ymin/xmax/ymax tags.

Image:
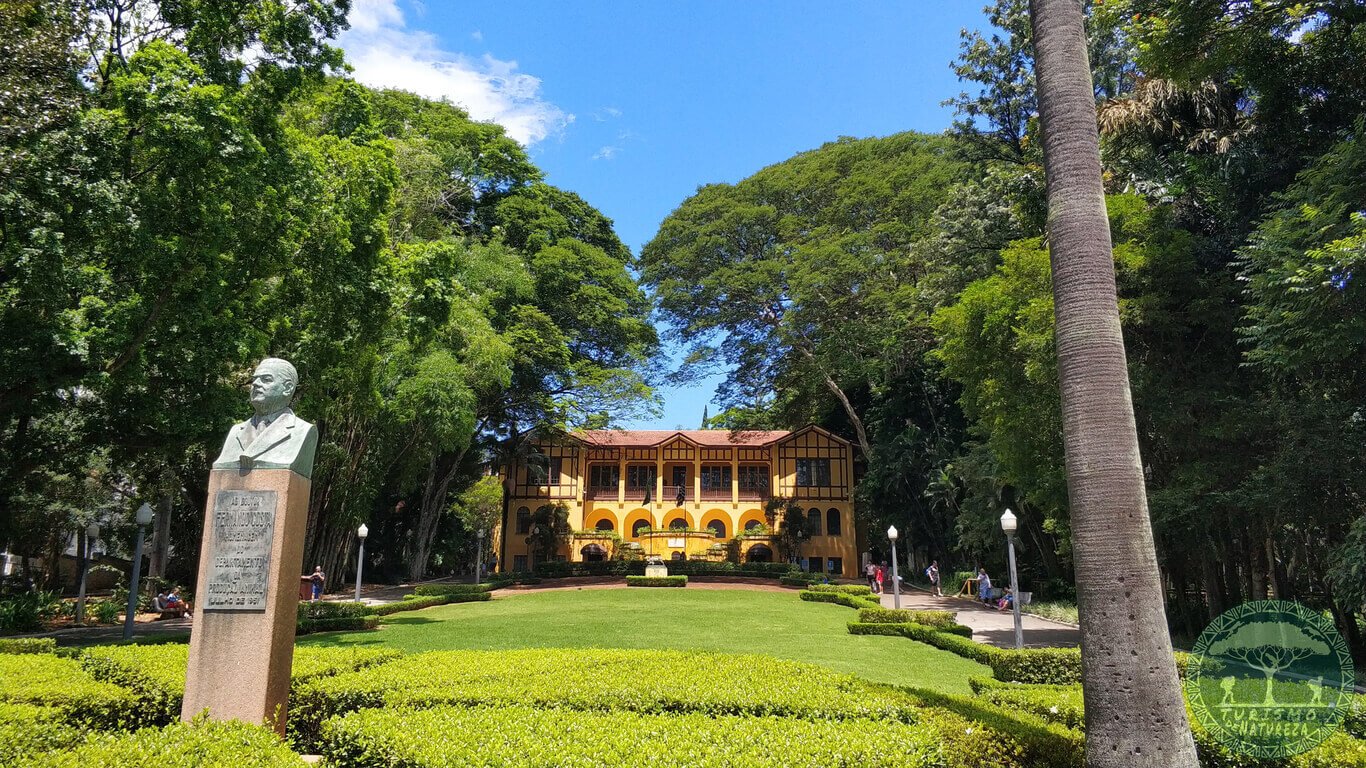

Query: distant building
<box><xmin>496</xmin><ymin>426</ymin><xmax>860</xmax><ymax>577</ymax></box>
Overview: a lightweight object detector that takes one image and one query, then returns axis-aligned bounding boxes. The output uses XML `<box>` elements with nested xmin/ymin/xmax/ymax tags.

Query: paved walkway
<box><xmin>879</xmin><ymin>586</ymin><xmax>1080</xmax><ymax>648</ymax></box>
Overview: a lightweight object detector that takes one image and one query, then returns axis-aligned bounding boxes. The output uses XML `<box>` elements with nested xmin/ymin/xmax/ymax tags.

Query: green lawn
<box><xmin>298</xmin><ymin>587</ymin><xmax>988</xmax><ymax>694</ymax></box>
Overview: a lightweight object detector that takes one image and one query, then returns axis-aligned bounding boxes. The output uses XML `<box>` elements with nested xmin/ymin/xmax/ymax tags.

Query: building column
<box><xmin>617</xmin><ymin>453</ymin><xmax>626</xmax><ymax>504</ymax></box>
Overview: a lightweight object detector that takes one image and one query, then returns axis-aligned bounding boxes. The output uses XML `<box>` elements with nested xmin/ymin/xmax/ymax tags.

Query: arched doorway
<box><xmin>581</xmin><ymin>544</ymin><xmax>608</xmax><ymax>562</ymax></box>
<box><xmin>707</xmin><ymin>520</ymin><xmax>726</xmax><ymax>539</ymax></box>
<box><xmin>595</xmin><ymin>518</ymin><xmax>615</xmax><ymax>531</ymax></box>
<box><xmin>746</xmin><ymin>543</ymin><xmax>773</xmax><ymax>563</ymax></box>
<box><xmin>632</xmin><ymin>519</ymin><xmax>651</xmax><ymax>538</ymax></box>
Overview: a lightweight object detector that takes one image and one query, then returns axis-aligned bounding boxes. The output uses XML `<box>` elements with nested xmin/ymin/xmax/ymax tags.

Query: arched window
<box><xmin>707</xmin><ymin>520</ymin><xmax>726</xmax><ymax>539</ymax></box>
<box><xmin>580</xmin><ymin>544</ymin><xmax>607</xmax><ymax>562</ymax></box>
<box><xmin>669</xmin><ymin>517</ymin><xmax>687</xmax><ymax>530</ymax></box>
<box><xmin>595</xmin><ymin>518</ymin><xmax>614</xmax><ymax>531</ymax></box>
<box><xmin>515</xmin><ymin>506</ymin><xmax>531</xmax><ymax>534</ymax></box>
<box><xmin>745</xmin><ymin>519</ymin><xmax>763</xmax><ymax>532</ymax></box>
<box><xmin>746</xmin><ymin>544</ymin><xmax>773</xmax><ymax>563</ymax></box>
<box><xmin>826</xmin><ymin>508</ymin><xmax>841</xmax><ymax>536</ymax></box>
<box><xmin>807</xmin><ymin>507</ymin><xmax>822</xmax><ymax>536</ymax></box>
<box><xmin>670</xmin><ymin>551</ymin><xmax>685</xmax><ymax>561</ymax></box>
<box><xmin>632</xmin><ymin>519</ymin><xmax>650</xmax><ymax>538</ymax></box>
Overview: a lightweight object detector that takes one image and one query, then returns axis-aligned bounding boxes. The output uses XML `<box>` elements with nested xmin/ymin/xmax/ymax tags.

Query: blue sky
<box><xmin>337</xmin><ymin>1</ymin><xmax>990</xmax><ymax>429</ymax></box>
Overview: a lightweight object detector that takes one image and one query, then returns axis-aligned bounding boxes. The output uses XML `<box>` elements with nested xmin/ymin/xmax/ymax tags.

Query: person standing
<box><xmin>928</xmin><ymin>560</ymin><xmax>942</xmax><ymax>597</ymax></box>
<box><xmin>309</xmin><ymin>565</ymin><xmax>325</xmax><ymax>603</ymax></box>
<box><xmin>977</xmin><ymin>567</ymin><xmax>992</xmax><ymax>605</ymax></box>
<box><xmin>864</xmin><ymin>561</ymin><xmax>877</xmax><ymax>590</ymax></box>
<box><xmin>875</xmin><ymin>563</ymin><xmax>885</xmax><ymax>595</ymax></box>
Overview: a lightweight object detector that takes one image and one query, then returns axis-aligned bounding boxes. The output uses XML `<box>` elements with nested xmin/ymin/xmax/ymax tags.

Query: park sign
<box><xmin>1185</xmin><ymin>600</ymin><xmax>1354</xmax><ymax>758</ymax></box>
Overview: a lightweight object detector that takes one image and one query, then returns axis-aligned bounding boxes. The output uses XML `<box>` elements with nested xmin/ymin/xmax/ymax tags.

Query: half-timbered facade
<box><xmin>495</xmin><ymin>427</ymin><xmax>861</xmax><ymax>578</ymax></box>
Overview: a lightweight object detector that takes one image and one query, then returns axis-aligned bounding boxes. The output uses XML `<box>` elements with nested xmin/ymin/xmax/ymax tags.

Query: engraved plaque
<box><xmin>204</xmin><ymin>490</ymin><xmax>277</xmax><ymax>610</ymax></box>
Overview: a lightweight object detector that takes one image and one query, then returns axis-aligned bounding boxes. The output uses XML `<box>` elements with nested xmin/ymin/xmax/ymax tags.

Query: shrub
<box><xmin>0</xmin><ymin>637</ymin><xmax>57</xmax><ymax>654</ymax></box>
<box><xmin>298</xmin><ymin>615</ymin><xmax>379</xmax><ymax>635</ymax></box>
<box><xmin>807</xmin><ymin>583</ymin><xmax>874</xmax><ymax>596</ymax></box>
<box><xmin>0</xmin><ymin>703</ymin><xmax>84</xmax><ymax>765</ymax></box>
<box><xmin>367</xmin><ymin>596</ymin><xmax>447</xmax><ymax>615</ymax></box>
<box><xmin>0</xmin><ymin>590</ymin><xmax>60</xmax><ymax>632</ymax></box>
<box><xmin>23</xmin><ymin>718</ymin><xmax>307</xmax><ymax>768</ymax></box>
<box><xmin>987</xmin><ymin>647</ymin><xmax>1082</xmax><ymax>685</ymax></box>
<box><xmin>780</xmin><ymin>575</ymin><xmax>822</xmax><ymax>587</ymax></box>
<box><xmin>626</xmin><ymin>575</ymin><xmax>687</xmax><ymax>587</ymax></box>
<box><xmin>321</xmin><ymin>704</ymin><xmax>946</xmax><ymax>768</ymax></box>
<box><xmin>970</xmin><ymin>679</ymin><xmax>1085</xmax><ymax>730</ymax></box>
<box><xmin>79</xmin><ymin>644</ymin><xmax>401</xmax><ymax>728</ymax></box>
<box><xmin>905</xmin><ymin>686</ymin><xmax>1084</xmax><ymax>768</ymax></box>
<box><xmin>290</xmin><ymin>648</ymin><xmax>921</xmax><ymax>748</ymax></box>
<box><xmin>908</xmin><ymin>609</ymin><xmax>958</xmax><ymax>628</ymax></box>
<box><xmin>411</xmin><ymin>583</ymin><xmax>492</xmax><ymax>597</ymax></box>
<box><xmin>859</xmin><ymin>607</ymin><xmax>912</xmax><ymax>624</ymax></box>
<box><xmin>298</xmin><ymin>601</ymin><xmax>371</xmax><ymax>620</ymax></box>
<box><xmin>799</xmin><ymin>589</ymin><xmax>882</xmax><ymax>611</ymax></box>
<box><xmin>0</xmin><ymin>652</ymin><xmax>139</xmax><ymax>730</ymax></box>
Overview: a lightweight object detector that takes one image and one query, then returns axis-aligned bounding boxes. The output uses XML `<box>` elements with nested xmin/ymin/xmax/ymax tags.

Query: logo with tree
<box><xmin>1186</xmin><ymin>600</ymin><xmax>1354</xmax><ymax>758</ymax></box>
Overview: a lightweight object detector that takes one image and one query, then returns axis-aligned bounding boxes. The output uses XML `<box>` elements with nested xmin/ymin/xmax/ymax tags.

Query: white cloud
<box><xmin>470</xmin><ymin>30</ymin><xmax>483</xmax><ymax>42</ymax></box>
<box><xmin>338</xmin><ymin>0</ymin><xmax>571</xmax><ymax>145</ymax></box>
<box><xmin>592</xmin><ymin>145</ymin><xmax>620</xmax><ymax>161</ymax></box>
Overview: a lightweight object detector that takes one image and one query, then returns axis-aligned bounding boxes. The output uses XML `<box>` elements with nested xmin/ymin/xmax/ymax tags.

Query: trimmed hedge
<box><xmin>799</xmin><ymin>589</ymin><xmax>883</xmax><ymax>611</ymax></box>
<box><xmin>411</xmin><ymin>583</ymin><xmax>493</xmax><ymax>597</ymax></box>
<box><xmin>321</xmin><ymin>703</ymin><xmax>946</xmax><ymax>768</ymax></box>
<box><xmin>626</xmin><ymin>575</ymin><xmax>687</xmax><ymax>587</ymax></box>
<box><xmin>299</xmin><ymin>614</ymin><xmax>380</xmax><ymax>634</ymax></box>
<box><xmin>780</xmin><ymin>575</ymin><xmax>823</xmax><ymax>587</ymax></box>
<box><xmin>22</xmin><ymin>719</ymin><xmax>307</xmax><ymax>768</ymax></box>
<box><xmin>0</xmin><ymin>637</ymin><xmax>57</xmax><ymax>654</ymax></box>
<box><xmin>528</xmin><ymin>560</ymin><xmax>793</xmax><ymax>579</ymax></box>
<box><xmin>367</xmin><ymin>595</ymin><xmax>446</xmax><ymax>615</ymax></box>
<box><xmin>905</xmin><ymin>686</ymin><xmax>1084</xmax><ymax>768</ymax></box>
<box><xmin>0</xmin><ymin>652</ymin><xmax>139</xmax><ymax>731</ymax></box>
<box><xmin>291</xmin><ymin>648</ymin><xmax>923</xmax><ymax>748</ymax></box>
<box><xmin>79</xmin><ymin>644</ymin><xmax>401</xmax><ymax>729</ymax></box>
<box><xmin>807</xmin><ymin>583</ymin><xmax>874</xmax><ymax>596</ymax></box>
<box><xmin>0</xmin><ymin>703</ymin><xmax>84</xmax><ymax>765</ymax></box>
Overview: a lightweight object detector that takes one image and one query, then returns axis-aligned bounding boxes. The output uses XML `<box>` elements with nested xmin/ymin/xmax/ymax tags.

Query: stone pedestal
<box><xmin>645</xmin><ymin>564</ymin><xmax>668</xmax><ymax>578</ymax></box>
<box><xmin>182</xmin><ymin>468</ymin><xmax>310</xmax><ymax>734</ymax></box>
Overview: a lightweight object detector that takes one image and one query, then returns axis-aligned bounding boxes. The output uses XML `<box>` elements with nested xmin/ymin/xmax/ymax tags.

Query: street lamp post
<box><xmin>475</xmin><ymin>528</ymin><xmax>485</xmax><ymax>585</ymax></box>
<box><xmin>887</xmin><ymin>525</ymin><xmax>901</xmax><ymax>610</ymax></box>
<box><xmin>1000</xmin><ymin>508</ymin><xmax>1024</xmax><ymax>650</ymax></box>
<box><xmin>75</xmin><ymin>522</ymin><xmax>100</xmax><ymax>624</ymax></box>
<box><xmin>354</xmin><ymin>524</ymin><xmax>369</xmax><ymax>602</ymax></box>
<box><xmin>121</xmin><ymin>503</ymin><xmax>154</xmax><ymax>640</ymax></box>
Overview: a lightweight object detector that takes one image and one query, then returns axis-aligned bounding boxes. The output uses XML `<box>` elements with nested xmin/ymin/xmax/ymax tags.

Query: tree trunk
<box><xmin>148</xmin><ymin>492</ymin><xmax>173</xmax><ymax>582</ymax></box>
<box><xmin>406</xmin><ymin>451</ymin><xmax>463</xmax><ymax>582</ymax></box>
<box><xmin>1027</xmin><ymin>2</ymin><xmax>1199</xmax><ymax>765</ymax></box>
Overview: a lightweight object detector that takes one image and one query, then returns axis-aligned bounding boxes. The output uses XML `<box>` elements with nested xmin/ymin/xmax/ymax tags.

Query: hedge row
<box><xmin>529</xmin><ymin>560</ymin><xmax>794</xmax><ymax>579</ymax></box>
<box><xmin>291</xmin><ymin>648</ymin><xmax>922</xmax><ymax>748</ymax></box>
<box><xmin>626</xmin><ymin>575</ymin><xmax>687</xmax><ymax>587</ymax></box>
<box><xmin>412</xmin><ymin>583</ymin><xmax>495</xmax><ymax>597</ymax></box>
<box><xmin>0</xmin><ymin>653</ymin><xmax>139</xmax><ymax>731</ymax></box>
<box><xmin>799</xmin><ymin>589</ymin><xmax>882</xmax><ymax>611</ymax></box>
<box><xmin>78</xmin><ymin>644</ymin><xmax>401</xmax><ymax>730</ymax></box>
<box><xmin>857</xmin><ymin>608</ymin><xmax>959</xmax><ymax>628</ymax></box>
<box><xmin>21</xmin><ymin>718</ymin><xmax>306</xmax><ymax>768</ymax></box>
<box><xmin>806</xmin><ymin>583</ymin><xmax>874</xmax><ymax>596</ymax></box>
<box><xmin>0</xmin><ymin>703</ymin><xmax>85</xmax><ymax>766</ymax></box>
<box><xmin>0</xmin><ymin>637</ymin><xmax>57</xmax><ymax>654</ymax></box>
<box><xmin>961</xmin><ymin>679</ymin><xmax>1366</xmax><ymax>768</ymax></box>
<box><xmin>320</xmin><ymin>704</ymin><xmax>947</xmax><ymax>768</ymax></box>
<box><xmin>780</xmin><ymin>575</ymin><xmax>824</xmax><ymax>587</ymax></box>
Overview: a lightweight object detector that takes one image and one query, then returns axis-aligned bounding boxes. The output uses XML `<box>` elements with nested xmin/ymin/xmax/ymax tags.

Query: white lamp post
<box><xmin>354</xmin><ymin>523</ymin><xmax>369</xmax><ymax>602</ymax></box>
<box><xmin>75</xmin><ymin>522</ymin><xmax>100</xmax><ymax>624</ymax></box>
<box><xmin>122</xmin><ymin>503</ymin><xmax>154</xmax><ymax>640</ymax></box>
<box><xmin>1000</xmin><ymin>508</ymin><xmax>1024</xmax><ymax>650</ymax></box>
<box><xmin>887</xmin><ymin>525</ymin><xmax>901</xmax><ymax>610</ymax></box>
<box><xmin>476</xmin><ymin>528</ymin><xmax>485</xmax><ymax>585</ymax></box>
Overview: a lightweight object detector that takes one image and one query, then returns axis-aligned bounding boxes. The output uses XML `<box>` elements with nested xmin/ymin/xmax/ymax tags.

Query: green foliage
<box><xmin>0</xmin><ymin>591</ymin><xmax>61</xmax><ymax>632</ymax></box>
<box><xmin>799</xmin><ymin>588</ymin><xmax>883</xmax><ymax>611</ymax></box>
<box><xmin>411</xmin><ymin>583</ymin><xmax>495</xmax><ymax>596</ymax></box>
<box><xmin>0</xmin><ymin>702</ymin><xmax>85</xmax><ymax>766</ymax></box>
<box><xmin>321</xmin><ymin>704</ymin><xmax>945</xmax><ymax>768</ymax></box>
<box><xmin>859</xmin><ymin>607</ymin><xmax>913</xmax><ymax>624</ymax></box>
<box><xmin>0</xmin><ymin>652</ymin><xmax>138</xmax><ymax>730</ymax></box>
<box><xmin>0</xmin><ymin>636</ymin><xmax>57</xmax><ymax>654</ymax></box>
<box><xmin>626</xmin><ymin>575</ymin><xmax>688</xmax><ymax>587</ymax></box>
<box><xmin>78</xmin><ymin>643</ymin><xmax>400</xmax><ymax>729</ymax></box>
<box><xmin>806</xmin><ymin>583</ymin><xmax>875</xmax><ymax>596</ymax></box>
<box><xmin>23</xmin><ymin>718</ymin><xmax>307</xmax><ymax>768</ymax></box>
<box><xmin>291</xmin><ymin>648</ymin><xmax>924</xmax><ymax>747</ymax></box>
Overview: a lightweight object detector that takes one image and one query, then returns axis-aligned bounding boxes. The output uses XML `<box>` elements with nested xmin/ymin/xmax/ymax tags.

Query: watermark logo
<box><xmin>1186</xmin><ymin>600</ymin><xmax>1354</xmax><ymax>758</ymax></box>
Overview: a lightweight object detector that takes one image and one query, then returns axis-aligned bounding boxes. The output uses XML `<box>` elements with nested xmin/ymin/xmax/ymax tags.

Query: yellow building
<box><xmin>496</xmin><ymin>426</ymin><xmax>861</xmax><ymax>578</ymax></box>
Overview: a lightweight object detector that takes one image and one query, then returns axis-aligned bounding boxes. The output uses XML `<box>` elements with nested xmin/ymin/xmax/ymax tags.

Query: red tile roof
<box><xmin>572</xmin><ymin>429</ymin><xmax>792</xmax><ymax>447</ymax></box>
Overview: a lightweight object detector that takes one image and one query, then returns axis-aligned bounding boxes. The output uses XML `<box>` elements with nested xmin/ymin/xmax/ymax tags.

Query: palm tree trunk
<box><xmin>1027</xmin><ymin>1</ymin><xmax>1199</xmax><ymax>766</ymax></box>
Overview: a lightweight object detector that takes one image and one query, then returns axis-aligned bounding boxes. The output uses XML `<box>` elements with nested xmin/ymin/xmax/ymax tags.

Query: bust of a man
<box><xmin>212</xmin><ymin>357</ymin><xmax>319</xmax><ymax>478</ymax></box>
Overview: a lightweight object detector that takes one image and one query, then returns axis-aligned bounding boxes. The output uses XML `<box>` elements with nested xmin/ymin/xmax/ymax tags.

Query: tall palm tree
<box><xmin>1027</xmin><ymin>1</ymin><xmax>1199</xmax><ymax>766</ymax></box>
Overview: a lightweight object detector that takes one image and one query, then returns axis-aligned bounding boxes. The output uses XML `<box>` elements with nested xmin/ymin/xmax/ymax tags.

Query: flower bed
<box><xmin>625</xmin><ymin>575</ymin><xmax>687</xmax><ymax>587</ymax></box>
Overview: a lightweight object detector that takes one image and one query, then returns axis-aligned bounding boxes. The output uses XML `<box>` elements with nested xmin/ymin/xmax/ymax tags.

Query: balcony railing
<box><xmin>699</xmin><ymin>487</ymin><xmax>731</xmax><ymax>501</ymax></box>
<box><xmin>661</xmin><ymin>485</ymin><xmax>686</xmax><ymax>504</ymax></box>
<box><xmin>585</xmin><ymin>485</ymin><xmax>617</xmax><ymax>500</ymax></box>
<box><xmin>738</xmin><ymin>486</ymin><xmax>770</xmax><ymax>501</ymax></box>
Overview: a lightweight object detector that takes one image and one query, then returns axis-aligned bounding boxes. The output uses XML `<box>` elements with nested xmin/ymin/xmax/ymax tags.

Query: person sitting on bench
<box><xmin>153</xmin><ymin>590</ymin><xmax>190</xmax><ymax>618</ymax></box>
